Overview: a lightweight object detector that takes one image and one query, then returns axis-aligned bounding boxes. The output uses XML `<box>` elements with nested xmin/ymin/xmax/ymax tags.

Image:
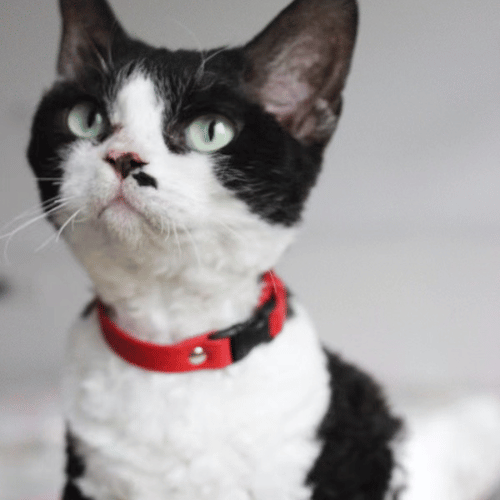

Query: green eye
<box><xmin>67</xmin><ymin>102</ymin><xmax>106</xmax><ymax>139</ymax></box>
<box><xmin>185</xmin><ymin>115</ymin><xmax>235</xmax><ymax>153</ymax></box>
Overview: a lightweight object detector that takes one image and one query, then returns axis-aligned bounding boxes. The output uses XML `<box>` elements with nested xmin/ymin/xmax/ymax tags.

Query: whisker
<box><xmin>1</xmin><ymin>211</ymin><xmax>54</xmax><ymax>265</ymax></box>
<box><xmin>34</xmin><ymin>232</ymin><xmax>57</xmax><ymax>253</ymax></box>
<box><xmin>1</xmin><ymin>195</ymin><xmax>78</xmax><ymax>232</ymax></box>
<box><xmin>0</xmin><ymin>211</ymin><xmax>50</xmax><ymax>241</ymax></box>
<box><xmin>169</xmin><ymin>17</ymin><xmax>203</xmax><ymax>53</ymax></box>
<box><xmin>2</xmin><ymin>206</ymin><xmax>47</xmax><ymax>233</ymax></box>
<box><xmin>159</xmin><ymin>213</ymin><xmax>172</xmax><ymax>242</ymax></box>
<box><xmin>172</xmin><ymin>222</ymin><xmax>182</xmax><ymax>260</ymax></box>
<box><xmin>35</xmin><ymin>209</ymin><xmax>88</xmax><ymax>253</ymax></box>
<box><xmin>80</xmin><ymin>27</ymin><xmax>110</xmax><ymax>77</ymax></box>
<box><xmin>0</xmin><ymin>198</ymin><xmax>78</xmax><ymax>264</ymax></box>
<box><xmin>0</xmin><ymin>199</ymin><xmax>71</xmax><ymax>241</ymax></box>
<box><xmin>55</xmin><ymin>208</ymin><xmax>84</xmax><ymax>243</ymax></box>
<box><xmin>196</xmin><ymin>46</ymin><xmax>228</xmax><ymax>81</ymax></box>
<box><xmin>213</xmin><ymin>218</ymin><xmax>247</xmax><ymax>244</ymax></box>
<box><xmin>36</xmin><ymin>179</ymin><xmax>65</xmax><ymax>186</ymax></box>
<box><xmin>179</xmin><ymin>221</ymin><xmax>202</xmax><ymax>268</ymax></box>
<box><xmin>166</xmin><ymin>217</ymin><xmax>172</xmax><ymax>242</ymax></box>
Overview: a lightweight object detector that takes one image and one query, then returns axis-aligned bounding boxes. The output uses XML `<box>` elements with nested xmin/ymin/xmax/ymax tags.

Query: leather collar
<box><xmin>96</xmin><ymin>271</ymin><xmax>288</xmax><ymax>373</ymax></box>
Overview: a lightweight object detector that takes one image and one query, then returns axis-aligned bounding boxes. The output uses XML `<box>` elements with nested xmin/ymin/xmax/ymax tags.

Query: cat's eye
<box><xmin>185</xmin><ymin>115</ymin><xmax>235</xmax><ymax>153</ymax></box>
<box><xmin>67</xmin><ymin>102</ymin><xmax>107</xmax><ymax>139</ymax></box>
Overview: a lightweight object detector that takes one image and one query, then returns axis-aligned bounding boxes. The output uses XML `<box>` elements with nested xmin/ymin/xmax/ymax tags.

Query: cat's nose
<box><xmin>105</xmin><ymin>151</ymin><xmax>148</xmax><ymax>178</ymax></box>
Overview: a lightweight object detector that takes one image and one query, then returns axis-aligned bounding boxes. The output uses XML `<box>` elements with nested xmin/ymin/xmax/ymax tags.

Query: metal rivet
<box><xmin>189</xmin><ymin>346</ymin><xmax>207</xmax><ymax>365</ymax></box>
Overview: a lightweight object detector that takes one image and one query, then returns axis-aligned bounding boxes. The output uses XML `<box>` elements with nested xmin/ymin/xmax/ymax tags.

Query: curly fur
<box><xmin>26</xmin><ymin>0</ymin><xmax>404</xmax><ymax>498</ymax></box>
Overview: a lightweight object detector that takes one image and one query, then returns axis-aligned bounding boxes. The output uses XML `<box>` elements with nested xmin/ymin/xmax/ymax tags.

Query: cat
<box><xmin>27</xmin><ymin>0</ymin><xmax>403</xmax><ymax>498</ymax></box>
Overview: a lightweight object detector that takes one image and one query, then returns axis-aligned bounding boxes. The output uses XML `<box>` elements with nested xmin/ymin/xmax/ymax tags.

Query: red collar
<box><xmin>96</xmin><ymin>271</ymin><xmax>288</xmax><ymax>373</ymax></box>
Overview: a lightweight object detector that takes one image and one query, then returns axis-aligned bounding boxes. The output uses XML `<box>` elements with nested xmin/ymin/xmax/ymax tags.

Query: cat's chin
<box><xmin>99</xmin><ymin>196</ymin><xmax>145</xmax><ymax>224</ymax></box>
<box><xmin>93</xmin><ymin>200</ymin><xmax>165</xmax><ymax>249</ymax></box>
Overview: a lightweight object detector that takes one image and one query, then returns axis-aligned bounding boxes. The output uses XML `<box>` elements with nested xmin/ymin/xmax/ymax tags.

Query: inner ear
<box><xmin>58</xmin><ymin>0</ymin><xmax>129</xmax><ymax>81</ymax></box>
<box><xmin>242</xmin><ymin>0</ymin><xmax>358</xmax><ymax>146</ymax></box>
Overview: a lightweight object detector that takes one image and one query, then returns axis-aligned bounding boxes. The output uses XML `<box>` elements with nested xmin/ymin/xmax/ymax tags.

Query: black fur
<box><xmin>308</xmin><ymin>351</ymin><xmax>403</xmax><ymax>499</ymax></box>
<box><xmin>132</xmin><ymin>171</ymin><xmax>158</xmax><ymax>189</ymax></box>
<box><xmin>81</xmin><ymin>299</ymin><xmax>98</xmax><ymax>319</ymax></box>
<box><xmin>63</xmin><ymin>431</ymin><xmax>93</xmax><ymax>500</ymax></box>
<box><xmin>27</xmin><ymin>43</ymin><xmax>324</xmax><ymax>227</ymax></box>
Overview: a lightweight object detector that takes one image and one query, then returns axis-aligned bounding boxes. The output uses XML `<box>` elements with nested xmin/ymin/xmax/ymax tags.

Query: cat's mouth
<box><xmin>101</xmin><ymin>194</ymin><xmax>135</xmax><ymax>214</ymax></box>
<box><xmin>98</xmin><ymin>188</ymin><xmax>147</xmax><ymax>222</ymax></box>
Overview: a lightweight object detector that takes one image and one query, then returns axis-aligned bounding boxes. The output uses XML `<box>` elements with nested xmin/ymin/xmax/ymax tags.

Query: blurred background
<box><xmin>1</xmin><ymin>0</ymin><xmax>499</xmax><ymax>498</ymax></box>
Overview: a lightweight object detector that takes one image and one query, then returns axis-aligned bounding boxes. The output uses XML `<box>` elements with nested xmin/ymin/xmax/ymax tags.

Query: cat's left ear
<box><xmin>58</xmin><ymin>0</ymin><xmax>129</xmax><ymax>80</ymax></box>
<box><xmin>243</xmin><ymin>0</ymin><xmax>358</xmax><ymax>146</ymax></box>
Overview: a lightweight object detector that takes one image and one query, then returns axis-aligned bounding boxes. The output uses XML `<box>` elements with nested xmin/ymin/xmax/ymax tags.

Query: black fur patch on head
<box><xmin>28</xmin><ymin>0</ymin><xmax>357</xmax><ymax>228</ymax></box>
<box><xmin>307</xmin><ymin>351</ymin><xmax>403</xmax><ymax>499</ymax></box>
<box><xmin>28</xmin><ymin>39</ymin><xmax>326</xmax><ymax>227</ymax></box>
<box><xmin>132</xmin><ymin>46</ymin><xmax>326</xmax><ymax>227</ymax></box>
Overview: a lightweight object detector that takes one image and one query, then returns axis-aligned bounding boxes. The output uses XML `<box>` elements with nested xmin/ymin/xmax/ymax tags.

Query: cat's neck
<box><xmin>101</xmin><ymin>268</ymin><xmax>263</xmax><ymax>344</ymax></box>
<box><xmin>71</xmin><ymin>223</ymin><xmax>295</xmax><ymax>344</ymax></box>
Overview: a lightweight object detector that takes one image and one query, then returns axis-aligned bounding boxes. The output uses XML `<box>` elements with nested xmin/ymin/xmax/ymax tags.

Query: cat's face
<box><xmin>27</xmin><ymin>0</ymin><xmax>357</xmax><ymax>274</ymax></box>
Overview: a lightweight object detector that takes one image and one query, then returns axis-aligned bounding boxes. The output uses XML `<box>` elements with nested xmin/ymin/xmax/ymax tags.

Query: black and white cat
<box><xmin>27</xmin><ymin>0</ymin><xmax>404</xmax><ymax>498</ymax></box>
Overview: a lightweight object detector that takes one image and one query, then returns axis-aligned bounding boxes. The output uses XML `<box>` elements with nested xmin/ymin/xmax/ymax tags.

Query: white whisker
<box><xmin>169</xmin><ymin>17</ymin><xmax>203</xmax><ymax>53</ymax></box>
<box><xmin>55</xmin><ymin>208</ymin><xmax>84</xmax><ymax>243</ymax></box>
<box><xmin>196</xmin><ymin>46</ymin><xmax>228</xmax><ymax>81</ymax></box>
<box><xmin>179</xmin><ymin>221</ymin><xmax>202</xmax><ymax>268</ymax></box>
<box><xmin>35</xmin><ymin>210</ymin><xmax>87</xmax><ymax>253</ymax></box>
<box><xmin>172</xmin><ymin>222</ymin><xmax>182</xmax><ymax>259</ymax></box>
<box><xmin>213</xmin><ymin>218</ymin><xmax>247</xmax><ymax>244</ymax></box>
<box><xmin>34</xmin><ymin>233</ymin><xmax>57</xmax><ymax>253</ymax></box>
<box><xmin>0</xmin><ymin>197</ymin><xmax>78</xmax><ymax>264</ymax></box>
<box><xmin>0</xmin><ymin>196</ymin><xmax>65</xmax><ymax>233</ymax></box>
<box><xmin>161</xmin><ymin>214</ymin><xmax>172</xmax><ymax>243</ymax></box>
<box><xmin>1</xmin><ymin>211</ymin><xmax>52</xmax><ymax>264</ymax></box>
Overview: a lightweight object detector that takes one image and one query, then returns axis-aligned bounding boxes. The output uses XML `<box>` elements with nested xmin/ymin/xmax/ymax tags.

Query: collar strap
<box><xmin>97</xmin><ymin>271</ymin><xmax>288</xmax><ymax>373</ymax></box>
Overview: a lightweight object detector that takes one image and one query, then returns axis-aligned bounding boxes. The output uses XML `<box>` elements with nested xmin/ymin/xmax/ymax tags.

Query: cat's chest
<box><xmin>63</xmin><ymin>302</ymin><xmax>331</xmax><ymax>500</ymax></box>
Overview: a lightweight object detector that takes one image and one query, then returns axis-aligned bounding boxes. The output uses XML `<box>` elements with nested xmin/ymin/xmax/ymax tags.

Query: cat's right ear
<box><xmin>58</xmin><ymin>0</ymin><xmax>128</xmax><ymax>80</ymax></box>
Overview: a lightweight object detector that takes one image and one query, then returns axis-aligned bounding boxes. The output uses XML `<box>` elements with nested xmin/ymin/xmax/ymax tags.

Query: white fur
<box><xmin>56</xmin><ymin>72</ymin><xmax>331</xmax><ymax>499</ymax></box>
<box><xmin>56</xmin><ymin>73</ymin><xmax>297</xmax><ymax>343</ymax></box>
<box><xmin>400</xmin><ymin>395</ymin><xmax>500</xmax><ymax>500</ymax></box>
<box><xmin>64</xmin><ymin>303</ymin><xmax>330</xmax><ymax>500</ymax></box>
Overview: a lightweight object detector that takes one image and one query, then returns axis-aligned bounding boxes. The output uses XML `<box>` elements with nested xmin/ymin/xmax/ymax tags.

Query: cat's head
<box><xmin>27</xmin><ymin>0</ymin><xmax>357</xmax><ymax>277</ymax></box>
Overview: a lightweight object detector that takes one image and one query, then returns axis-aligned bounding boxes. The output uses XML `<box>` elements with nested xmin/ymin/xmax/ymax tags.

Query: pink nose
<box><xmin>105</xmin><ymin>151</ymin><xmax>147</xmax><ymax>178</ymax></box>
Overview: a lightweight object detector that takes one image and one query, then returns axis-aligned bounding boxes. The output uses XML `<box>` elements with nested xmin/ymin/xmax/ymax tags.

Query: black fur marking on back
<box><xmin>62</xmin><ymin>430</ymin><xmax>94</xmax><ymax>500</ymax></box>
<box><xmin>307</xmin><ymin>351</ymin><xmax>403</xmax><ymax>499</ymax></box>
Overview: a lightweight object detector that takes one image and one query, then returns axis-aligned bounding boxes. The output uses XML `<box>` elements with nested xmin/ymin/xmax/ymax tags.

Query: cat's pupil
<box><xmin>87</xmin><ymin>108</ymin><xmax>97</xmax><ymax>128</ymax></box>
<box><xmin>207</xmin><ymin>120</ymin><xmax>216</xmax><ymax>142</ymax></box>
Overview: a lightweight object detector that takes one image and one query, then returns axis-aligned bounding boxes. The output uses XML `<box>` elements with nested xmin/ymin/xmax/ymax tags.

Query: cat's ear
<box><xmin>243</xmin><ymin>0</ymin><xmax>358</xmax><ymax>146</ymax></box>
<box><xmin>57</xmin><ymin>0</ymin><xmax>128</xmax><ymax>80</ymax></box>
